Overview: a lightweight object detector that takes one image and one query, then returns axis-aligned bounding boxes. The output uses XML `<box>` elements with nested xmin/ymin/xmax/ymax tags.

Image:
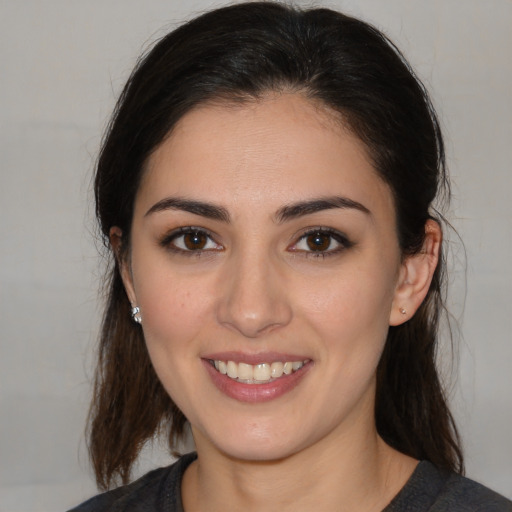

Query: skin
<box><xmin>114</xmin><ymin>93</ymin><xmax>441</xmax><ymax>511</ymax></box>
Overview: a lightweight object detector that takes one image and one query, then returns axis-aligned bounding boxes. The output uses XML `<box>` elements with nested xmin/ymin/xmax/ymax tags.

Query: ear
<box><xmin>389</xmin><ymin>220</ymin><xmax>442</xmax><ymax>326</ymax></box>
<box><xmin>110</xmin><ymin>226</ymin><xmax>137</xmax><ymax>305</ymax></box>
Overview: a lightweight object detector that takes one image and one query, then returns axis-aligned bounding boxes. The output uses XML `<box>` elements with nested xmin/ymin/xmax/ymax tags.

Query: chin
<box><xmin>196</xmin><ymin>416</ymin><xmax>311</xmax><ymax>463</ymax></box>
<box><xmin>217</xmin><ymin>440</ymin><xmax>299</xmax><ymax>463</ymax></box>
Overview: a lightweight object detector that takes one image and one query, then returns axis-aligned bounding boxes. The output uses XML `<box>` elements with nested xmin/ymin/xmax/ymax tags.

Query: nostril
<box><xmin>215</xmin><ymin>256</ymin><xmax>293</xmax><ymax>337</ymax></box>
<box><xmin>216</xmin><ymin>293</ymin><xmax>293</xmax><ymax>338</ymax></box>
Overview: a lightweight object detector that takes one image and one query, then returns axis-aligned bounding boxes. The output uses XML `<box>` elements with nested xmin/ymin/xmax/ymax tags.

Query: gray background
<box><xmin>1</xmin><ymin>1</ymin><xmax>511</xmax><ymax>510</ymax></box>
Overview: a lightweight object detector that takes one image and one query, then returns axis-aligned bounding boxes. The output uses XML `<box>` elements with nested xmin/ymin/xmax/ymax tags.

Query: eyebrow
<box><xmin>145</xmin><ymin>197</ymin><xmax>230</xmax><ymax>222</ymax></box>
<box><xmin>275</xmin><ymin>196</ymin><xmax>371</xmax><ymax>223</ymax></box>
<box><xmin>145</xmin><ymin>195</ymin><xmax>370</xmax><ymax>223</ymax></box>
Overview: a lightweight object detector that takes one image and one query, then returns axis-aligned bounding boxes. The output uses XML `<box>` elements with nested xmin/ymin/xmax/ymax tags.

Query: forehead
<box><xmin>139</xmin><ymin>93</ymin><xmax>394</xmax><ymax>220</ymax></box>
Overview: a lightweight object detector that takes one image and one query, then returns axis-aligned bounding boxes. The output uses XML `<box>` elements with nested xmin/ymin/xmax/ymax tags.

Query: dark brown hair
<box><xmin>89</xmin><ymin>1</ymin><xmax>463</xmax><ymax>490</ymax></box>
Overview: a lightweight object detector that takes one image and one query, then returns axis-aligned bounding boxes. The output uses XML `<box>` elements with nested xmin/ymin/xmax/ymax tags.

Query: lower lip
<box><xmin>202</xmin><ymin>360</ymin><xmax>312</xmax><ymax>403</ymax></box>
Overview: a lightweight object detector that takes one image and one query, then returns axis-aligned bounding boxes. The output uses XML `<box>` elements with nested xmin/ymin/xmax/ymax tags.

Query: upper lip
<box><xmin>202</xmin><ymin>351</ymin><xmax>311</xmax><ymax>365</ymax></box>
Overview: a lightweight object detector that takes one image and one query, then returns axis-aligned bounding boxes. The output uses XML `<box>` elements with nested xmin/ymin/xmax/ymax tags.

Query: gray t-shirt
<box><xmin>70</xmin><ymin>452</ymin><xmax>512</xmax><ymax>511</ymax></box>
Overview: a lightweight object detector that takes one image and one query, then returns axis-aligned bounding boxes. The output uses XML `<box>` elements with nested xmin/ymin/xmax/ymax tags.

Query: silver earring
<box><xmin>131</xmin><ymin>305</ymin><xmax>142</xmax><ymax>324</ymax></box>
<box><xmin>399</xmin><ymin>307</ymin><xmax>407</xmax><ymax>315</ymax></box>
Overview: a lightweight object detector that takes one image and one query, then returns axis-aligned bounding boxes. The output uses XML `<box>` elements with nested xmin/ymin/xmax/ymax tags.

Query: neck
<box><xmin>182</xmin><ymin>421</ymin><xmax>417</xmax><ymax>512</ymax></box>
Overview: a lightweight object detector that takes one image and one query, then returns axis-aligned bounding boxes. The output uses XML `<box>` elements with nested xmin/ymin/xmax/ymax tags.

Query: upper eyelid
<box><xmin>160</xmin><ymin>226</ymin><xmax>221</xmax><ymax>246</ymax></box>
<box><xmin>160</xmin><ymin>225</ymin><xmax>351</xmax><ymax>249</ymax></box>
<box><xmin>292</xmin><ymin>227</ymin><xmax>350</xmax><ymax>242</ymax></box>
<box><xmin>288</xmin><ymin>227</ymin><xmax>353</xmax><ymax>252</ymax></box>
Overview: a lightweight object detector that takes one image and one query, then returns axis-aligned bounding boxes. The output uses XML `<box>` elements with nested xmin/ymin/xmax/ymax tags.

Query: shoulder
<box><xmin>68</xmin><ymin>452</ymin><xmax>197</xmax><ymax>512</ymax></box>
<box><xmin>387</xmin><ymin>460</ymin><xmax>512</xmax><ymax>512</ymax></box>
<box><xmin>435</xmin><ymin>471</ymin><xmax>512</xmax><ymax>512</ymax></box>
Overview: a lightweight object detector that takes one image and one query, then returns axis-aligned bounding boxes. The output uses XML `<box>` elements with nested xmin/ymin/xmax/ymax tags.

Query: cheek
<box><xmin>296</xmin><ymin>264</ymin><xmax>396</xmax><ymax>333</ymax></box>
<box><xmin>133</xmin><ymin>271</ymin><xmax>215</xmax><ymax>411</ymax></box>
<box><xmin>293</xmin><ymin>262</ymin><xmax>398</xmax><ymax>388</ymax></box>
<box><xmin>132</xmin><ymin>260</ymin><xmax>215</xmax><ymax>353</ymax></box>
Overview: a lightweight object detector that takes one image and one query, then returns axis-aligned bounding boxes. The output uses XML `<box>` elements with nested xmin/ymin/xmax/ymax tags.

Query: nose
<box><xmin>216</xmin><ymin>251</ymin><xmax>292</xmax><ymax>338</ymax></box>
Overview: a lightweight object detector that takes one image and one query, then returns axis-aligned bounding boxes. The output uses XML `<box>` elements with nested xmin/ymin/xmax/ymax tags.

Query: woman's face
<box><xmin>122</xmin><ymin>94</ymin><xmax>408</xmax><ymax>461</ymax></box>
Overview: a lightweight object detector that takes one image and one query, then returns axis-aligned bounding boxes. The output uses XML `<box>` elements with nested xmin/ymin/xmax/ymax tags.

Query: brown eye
<box><xmin>306</xmin><ymin>232</ymin><xmax>332</xmax><ymax>251</ymax></box>
<box><xmin>290</xmin><ymin>228</ymin><xmax>351</xmax><ymax>256</ymax></box>
<box><xmin>183</xmin><ymin>231</ymin><xmax>207</xmax><ymax>250</ymax></box>
<box><xmin>164</xmin><ymin>228</ymin><xmax>223</xmax><ymax>253</ymax></box>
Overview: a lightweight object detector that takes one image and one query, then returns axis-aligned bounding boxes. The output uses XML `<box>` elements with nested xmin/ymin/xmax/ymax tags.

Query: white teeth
<box><xmin>270</xmin><ymin>362</ymin><xmax>284</xmax><ymax>378</ymax></box>
<box><xmin>238</xmin><ymin>362</ymin><xmax>253</xmax><ymax>380</ymax></box>
<box><xmin>211</xmin><ymin>359</ymin><xmax>306</xmax><ymax>383</ymax></box>
<box><xmin>253</xmin><ymin>363</ymin><xmax>271</xmax><ymax>381</ymax></box>
<box><xmin>227</xmin><ymin>361</ymin><xmax>238</xmax><ymax>379</ymax></box>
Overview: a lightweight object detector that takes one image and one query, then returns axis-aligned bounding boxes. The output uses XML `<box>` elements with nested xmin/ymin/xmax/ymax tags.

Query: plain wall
<box><xmin>0</xmin><ymin>1</ymin><xmax>510</xmax><ymax>510</ymax></box>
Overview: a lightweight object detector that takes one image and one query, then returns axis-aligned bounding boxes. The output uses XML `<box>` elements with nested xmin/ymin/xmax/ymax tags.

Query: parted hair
<box><xmin>89</xmin><ymin>1</ymin><xmax>463</xmax><ymax>490</ymax></box>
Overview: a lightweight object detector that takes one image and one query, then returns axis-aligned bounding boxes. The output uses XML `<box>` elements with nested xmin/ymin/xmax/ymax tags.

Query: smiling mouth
<box><xmin>208</xmin><ymin>359</ymin><xmax>309</xmax><ymax>384</ymax></box>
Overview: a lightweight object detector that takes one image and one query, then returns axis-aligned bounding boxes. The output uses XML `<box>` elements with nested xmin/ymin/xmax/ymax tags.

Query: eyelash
<box><xmin>289</xmin><ymin>227</ymin><xmax>353</xmax><ymax>258</ymax></box>
<box><xmin>159</xmin><ymin>226</ymin><xmax>353</xmax><ymax>258</ymax></box>
<box><xmin>160</xmin><ymin>227</ymin><xmax>223</xmax><ymax>256</ymax></box>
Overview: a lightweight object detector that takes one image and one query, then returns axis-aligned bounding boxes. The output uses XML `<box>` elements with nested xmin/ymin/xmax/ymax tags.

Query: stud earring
<box><xmin>399</xmin><ymin>307</ymin><xmax>407</xmax><ymax>315</ymax></box>
<box><xmin>131</xmin><ymin>305</ymin><xmax>142</xmax><ymax>324</ymax></box>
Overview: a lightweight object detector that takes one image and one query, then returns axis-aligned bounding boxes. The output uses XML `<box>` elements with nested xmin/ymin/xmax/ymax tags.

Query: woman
<box><xmin>72</xmin><ymin>2</ymin><xmax>512</xmax><ymax>510</ymax></box>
